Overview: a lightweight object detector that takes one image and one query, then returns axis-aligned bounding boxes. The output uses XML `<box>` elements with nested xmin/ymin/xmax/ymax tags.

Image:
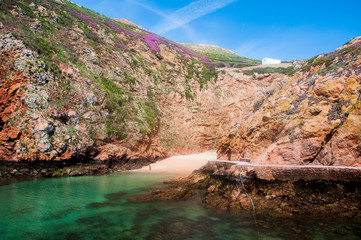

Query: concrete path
<box><xmin>208</xmin><ymin>160</ymin><xmax>361</xmax><ymax>182</ymax></box>
<box><xmin>209</xmin><ymin>160</ymin><xmax>361</xmax><ymax>170</ymax></box>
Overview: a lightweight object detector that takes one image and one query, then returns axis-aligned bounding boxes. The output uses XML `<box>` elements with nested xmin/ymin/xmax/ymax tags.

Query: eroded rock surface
<box><xmin>218</xmin><ymin>38</ymin><xmax>361</xmax><ymax>167</ymax></box>
<box><xmin>168</xmin><ymin>163</ymin><xmax>361</xmax><ymax>218</ymax></box>
<box><xmin>0</xmin><ymin>1</ymin><xmax>285</xmax><ymax>183</ymax></box>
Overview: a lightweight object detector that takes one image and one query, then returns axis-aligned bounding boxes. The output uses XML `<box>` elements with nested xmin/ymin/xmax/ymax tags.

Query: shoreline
<box><xmin>0</xmin><ymin>151</ymin><xmax>215</xmax><ymax>185</ymax></box>
<box><xmin>132</xmin><ymin>151</ymin><xmax>216</xmax><ymax>175</ymax></box>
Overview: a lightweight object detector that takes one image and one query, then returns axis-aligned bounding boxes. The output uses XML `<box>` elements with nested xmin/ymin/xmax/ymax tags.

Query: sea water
<box><xmin>0</xmin><ymin>172</ymin><xmax>360</xmax><ymax>240</ymax></box>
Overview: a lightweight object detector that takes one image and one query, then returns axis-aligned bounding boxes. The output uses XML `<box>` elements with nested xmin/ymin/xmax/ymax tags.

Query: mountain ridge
<box><xmin>179</xmin><ymin>42</ymin><xmax>261</xmax><ymax>67</ymax></box>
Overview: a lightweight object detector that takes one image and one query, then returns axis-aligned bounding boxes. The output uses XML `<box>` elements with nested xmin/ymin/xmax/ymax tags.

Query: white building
<box><xmin>262</xmin><ymin>57</ymin><xmax>281</xmax><ymax>65</ymax></box>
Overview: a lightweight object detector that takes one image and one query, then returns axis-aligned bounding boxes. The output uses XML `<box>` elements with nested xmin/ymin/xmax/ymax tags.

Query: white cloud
<box><xmin>126</xmin><ymin>0</ymin><xmax>221</xmax><ymax>44</ymax></box>
<box><xmin>127</xmin><ymin>0</ymin><xmax>166</xmax><ymax>17</ymax></box>
<box><xmin>151</xmin><ymin>0</ymin><xmax>238</xmax><ymax>34</ymax></box>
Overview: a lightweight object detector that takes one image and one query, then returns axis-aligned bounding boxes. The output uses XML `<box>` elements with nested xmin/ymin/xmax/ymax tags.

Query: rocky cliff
<box><xmin>218</xmin><ymin>37</ymin><xmax>361</xmax><ymax>167</ymax></box>
<box><xmin>0</xmin><ymin>0</ymin><xmax>277</xmax><ymax>181</ymax></box>
<box><xmin>0</xmin><ymin>0</ymin><xmax>216</xmax><ymax>167</ymax></box>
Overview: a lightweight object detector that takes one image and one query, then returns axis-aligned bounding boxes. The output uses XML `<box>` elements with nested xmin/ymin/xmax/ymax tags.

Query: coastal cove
<box><xmin>0</xmin><ymin>153</ymin><xmax>361</xmax><ymax>240</ymax></box>
<box><xmin>1</xmin><ymin>1</ymin><xmax>361</xmax><ymax>239</ymax></box>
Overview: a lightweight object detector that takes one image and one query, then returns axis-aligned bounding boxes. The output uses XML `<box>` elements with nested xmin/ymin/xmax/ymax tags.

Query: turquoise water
<box><xmin>0</xmin><ymin>172</ymin><xmax>361</xmax><ymax>240</ymax></box>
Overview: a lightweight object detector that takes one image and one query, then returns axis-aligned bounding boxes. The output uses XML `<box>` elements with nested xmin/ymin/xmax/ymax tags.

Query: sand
<box><xmin>133</xmin><ymin>151</ymin><xmax>217</xmax><ymax>175</ymax></box>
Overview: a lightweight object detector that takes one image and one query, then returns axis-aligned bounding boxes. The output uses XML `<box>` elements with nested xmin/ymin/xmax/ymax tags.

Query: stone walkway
<box><xmin>208</xmin><ymin>160</ymin><xmax>361</xmax><ymax>182</ymax></box>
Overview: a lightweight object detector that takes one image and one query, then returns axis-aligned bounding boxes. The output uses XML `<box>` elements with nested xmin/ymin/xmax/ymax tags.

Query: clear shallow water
<box><xmin>0</xmin><ymin>172</ymin><xmax>361</xmax><ymax>240</ymax></box>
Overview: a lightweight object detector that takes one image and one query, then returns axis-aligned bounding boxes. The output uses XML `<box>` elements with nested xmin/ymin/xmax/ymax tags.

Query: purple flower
<box><xmin>353</xmin><ymin>42</ymin><xmax>361</xmax><ymax>47</ymax></box>
<box><xmin>114</xmin><ymin>41</ymin><xmax>127</xmax><ymax>51</ymax></box>
<box><xmin>143</xmin><ymin>34</ymin><xmax>161</xmax><ymax>52</ymax></box>
<box><xmin>105</xmin><ymin>20</ymin><xmax>140</xmax><ymax>39</ymax></box>
<box><xmin>74</xmin><ymin>11</ymin><xmax>98</xmax><ymax>29</ymax></box>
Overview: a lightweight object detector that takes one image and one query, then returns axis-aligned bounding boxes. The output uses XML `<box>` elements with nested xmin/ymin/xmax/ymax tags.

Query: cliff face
<box><xmin>160</xmin><ymin>69</ymin><xmax>283</xmax><ymax>153</ymax></box>
<box><xmin>0</xmin><ymin>0</ymin><xmax>216</xmax><ymax>164</ymax></box>
<box><xmin>218</xmin><ymin>37</ymin><xmax>361</xmax><ymax>167</ymax></box>
<box><xmin>0</xmin><ymin>0</ymin><xmax>277</xmax><ymax>170</ymax></box>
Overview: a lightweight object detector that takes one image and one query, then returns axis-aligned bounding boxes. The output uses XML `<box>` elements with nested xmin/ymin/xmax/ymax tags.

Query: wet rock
<box><xmin>185</xmin><ymin>162</ymin><xmax>361</xmax><ymax>218</ymax></box>
<box><xmin>129</xmin><ymin>186</ymin><xmax>196</xmax><ymax>202</ymax></box>
<box><xmin>86</xmin><ymin>201</ymin><xmax>119</xmax><ymax>209</ymax></box>
<box><xmin>69</xmin><ymin>170</ymin><xmax>81</xmax><ymax>176</ymax></box>
<box><xmin>104</xmin><ymin>191</ymin><xmax>127</xmax><ymax>201</ymax></box>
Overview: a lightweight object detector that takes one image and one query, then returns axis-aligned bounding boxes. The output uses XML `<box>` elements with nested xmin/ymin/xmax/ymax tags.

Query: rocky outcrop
<box><xmin>157</xmin><ymin>68</ymin><xmax>283</xmax><ymax>153</ymax></box>
<box><xmin>0</xmin><ymin>36</ymin><xmax>27</xmax><ymax>161</ymax></box>
<box><xmin>218</xmin><ymin>38</ymin><xmax>361</xmax><ymax>167</ymax></box>
<box><xmin>0</xmin><ymin>0</ymin><xmax>279</xmax><ymax>182</ymax></box>
<box><xmin>200</xmin><ymin>162</ymin><xmax>361</xmax><ymax>218</ymax></box>
<box><xmin>151</xmin><ymin>163</ymin><xmax>361</xmax><ymax>218</ymax></box>
<box><xmin>129</xmin><ymin>186</ymin><xmax>196</xmax><ymax>202</ymax></box>
<box><xmin>0</xmin><ymin>0</ymin><xmax>217</xmax><ymax>167</ymax></box>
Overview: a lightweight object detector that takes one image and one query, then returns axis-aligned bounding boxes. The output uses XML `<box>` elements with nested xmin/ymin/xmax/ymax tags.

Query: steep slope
<box><xmin>0</xmin><ymin>0</ymin><xmax>284</xmax><ymax>181</ymax></box>
<box><xmin>180</xmin><ymin>43</ymin><xmax>260</xmax><ymax>67</ymax></box>
<box><xmin>218</xmin><ymin>37</ymin><xmax>361</xmax><ymax>167</ymax></box>
<box><xmin>0</xmin><ymin>0</ymin><xmax>218</xmax><ymax>168</ymax></box>
<box><xmin>142</xmin><ymin>40</ymin><xmax>361</xmax><ymax>218</ymax></box>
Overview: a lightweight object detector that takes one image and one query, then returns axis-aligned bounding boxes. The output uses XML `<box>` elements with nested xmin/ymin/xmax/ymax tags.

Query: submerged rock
<box><xmin>129</xmin><ymin>186</ymin><xmax>196</xmax><ymax>202</ymax></box>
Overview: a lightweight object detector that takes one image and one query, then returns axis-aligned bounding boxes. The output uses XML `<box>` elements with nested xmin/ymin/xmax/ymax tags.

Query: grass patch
<box><xmin>243</xmin><ymin>66</ymin><xmax>295</xmax><ymax>76</ymax></box>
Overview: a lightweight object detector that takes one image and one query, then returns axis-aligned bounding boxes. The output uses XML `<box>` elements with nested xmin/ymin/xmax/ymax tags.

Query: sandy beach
<box><xmin>133</xmin><ymin>151</ymin><xmax>217</xmax><ymax>175</ymax></box>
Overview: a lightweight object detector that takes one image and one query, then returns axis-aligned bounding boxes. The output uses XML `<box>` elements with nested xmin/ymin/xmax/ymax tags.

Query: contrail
<box><xmin>151</xmin><ymin>0</ymin><xmax>238</xmax><ymax>34</ymax></box>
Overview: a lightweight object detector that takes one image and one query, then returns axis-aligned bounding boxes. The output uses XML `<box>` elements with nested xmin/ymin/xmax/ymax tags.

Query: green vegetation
<box><xmin>0</xmin><ymin>0</ymin><xmax>218</xmax><ymax>144</ymax></box>
<box><xmin>243</xmin><ymin>66</ymin><xmax>295</xmax><ymax>76</ymax></box>
<box><xmin>203</xmin><ymin>52</ymin><xmax>261</xmax><ymax>67</ymax></box>
<box><xmin>98</xmin><ymin>77</ymin><xmax>130</xmax><ymax>139</ymax></box>
<box><xmin>180</xmin><ymin>43</ymin><xmax>261</xmax><ymax>67</ymax></box>
<box><xmin>301</xmin><ymin>41</ymin><xmax>361</xmax><ymax>74</ymax></box>
<box><xmin>136</xmin><ymin>88</ymin><xmax>160</xmax><ymax>135</ymax></box>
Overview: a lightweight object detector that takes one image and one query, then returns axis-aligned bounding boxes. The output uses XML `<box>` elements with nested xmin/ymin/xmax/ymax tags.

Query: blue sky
<box><xmin>70</xmin><ymin>0</ymin><xmax>361</xmax><ymax>60</ymax></box>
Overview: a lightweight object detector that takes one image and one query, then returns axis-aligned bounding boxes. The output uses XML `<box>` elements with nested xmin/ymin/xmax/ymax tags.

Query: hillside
<box><xmin>153</xmin><ymin>38</ymin><xmax>361</xmax><ymax>218</ymax></box>
<box><xmin>1</xmin><ymin>0</ymin><xmax>360</xmax><ymax>180</ymax></box>
<box><xmin>0</xmin><ymin>0</ymin><xmax>283</xmax><ymax>181</ymax></box>
<box><xmin>218</xmin><ymin>37</ymin><xmax>361</xmax><ymax>166</ymax></box>
<box><xmin>180</xmin><ymin>43</ymin><xmax>261</xmax><ymax>67</ymax></box>
<box><xmin>0</xmin><ymin>0</ymin><xmax>217</xmax><ymax>166</ymax></box>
